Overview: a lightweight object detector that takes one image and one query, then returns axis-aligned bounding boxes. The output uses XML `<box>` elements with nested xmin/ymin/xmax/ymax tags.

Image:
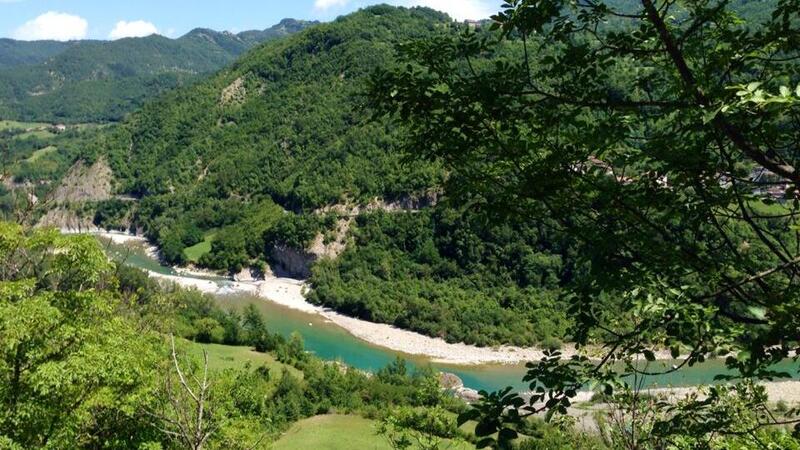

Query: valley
<box><xmin>99</xmin><ymin>230</ymin><xmax>800</xmax><ymax>395</ymax></box>
<box><xmin>1</xmin><ymin>1</ymin><xmax>799</xmax><ymax>448</ymax></box>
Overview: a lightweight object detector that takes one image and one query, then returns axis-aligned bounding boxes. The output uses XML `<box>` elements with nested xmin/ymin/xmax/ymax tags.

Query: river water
<box><xmin>105</xmin><ymin>239</ymin><xmax>797</xmax><ymax>393</ymax></box>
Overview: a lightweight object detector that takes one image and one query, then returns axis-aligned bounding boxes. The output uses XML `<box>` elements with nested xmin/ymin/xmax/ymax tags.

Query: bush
<box><xmin>540</xmin><ymin>337</ymin><xmax>563</xmax><ymax>351</ymax></box>
<box><xmin>194</xmin><ymin>318</ymin><xmax>224</xmax><ymax>343</ymax></box>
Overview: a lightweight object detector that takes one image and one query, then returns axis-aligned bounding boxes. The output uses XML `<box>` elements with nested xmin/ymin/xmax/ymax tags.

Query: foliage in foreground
<box><xmin>371</xmin><ymin>0</ymin><xmax>800</xmax><ymax>446</ymax></box>
<box><xmin>0</xmin><ymin>222</ymin><xmax>473</xmax><ymax>449</ymax></box>
<box><xmin>0</xmin><ymin>223</ymin><xmax>163</xmax><ymax>448</ymax></box>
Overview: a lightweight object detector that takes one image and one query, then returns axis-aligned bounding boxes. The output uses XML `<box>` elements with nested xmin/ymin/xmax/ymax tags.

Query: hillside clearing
<box><xmin>0</xmin><ymin>119</ymin><xmax>48</xmax><ymax>131</ymax></box>
<box><xmin>272</xmin><ymin>413</ymin><xmax>475</xmax><ymax>450</ymax></box>
<box><xmin>26</xmin><ymin>146</ymin><xmax>57</xmax><ymax>162</ymax></box>
<box><xmin>184</xmin><ymin>231</ymin><xmax>216</xmax><ymax>263</ymax></box>
<box><xmin>185</xmin><ymin>341</ymin><xmax>302</xmax><ymax>379</ymax></box>
<box><xmin>271</xmin><ymin>415</ymin><xmax>391</xmax><ymax>450</ymax></box>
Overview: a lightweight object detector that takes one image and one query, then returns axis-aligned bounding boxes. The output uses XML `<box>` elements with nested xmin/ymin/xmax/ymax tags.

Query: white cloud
<box><xmin>403</xmin><ymin>0</ymin><xmax>495</xmax><ymax>20</ymax></box>
<box><xmin>12</xmin><ymin>11</ymin><xmax>88</xmax><ymax>41</ymax></box>
<box><xmin>109</xmin><ymin>20</ymin><xmax>158</xmax><ymax>40</ymax></box>
<box><xmin>314</xmin><ymin>0</ymin><xmax>350</xmax><ymax>10</ymax></box>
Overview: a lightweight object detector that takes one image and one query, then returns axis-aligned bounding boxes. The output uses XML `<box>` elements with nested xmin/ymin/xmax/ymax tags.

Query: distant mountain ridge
<box><xmin>0</xmin><ymin>19</ymin><xmax>318</xmax><ymax>122</ymax></box>
<box><xmin>0</xmin><ymin>40</ymin><xmax>76</xmax><ymax>67</ymax></box>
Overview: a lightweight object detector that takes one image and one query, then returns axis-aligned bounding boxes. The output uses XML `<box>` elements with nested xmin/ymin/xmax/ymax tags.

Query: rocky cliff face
<box><xmin>51</xmin><ymin>158</ymin><xmax>113</xmax><ymax>204</ymax></box>
<box><xmin>269</xmin><ymin>244</ymin><xmax>316</xmax><ymax>279</ymax></box>
<box><xmin>36</xmin><ymin>158</ymin><xmax>114</xmax><ymax>231</ymax></box>
<box><xmin>270</xmin><ymin>191</ymin><xmax>441</xmax><ymax>279</ymax></box>
<box><xmin>37</xmin><ymin>208</ymin><xmax>98</xmax><ymax>232</ymax></box>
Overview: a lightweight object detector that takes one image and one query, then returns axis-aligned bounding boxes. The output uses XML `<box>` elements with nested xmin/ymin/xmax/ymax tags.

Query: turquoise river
<box><xmin>106</xmin><ymin>239</ymin><xmax>798</xmax><ymax>393</ymax></box>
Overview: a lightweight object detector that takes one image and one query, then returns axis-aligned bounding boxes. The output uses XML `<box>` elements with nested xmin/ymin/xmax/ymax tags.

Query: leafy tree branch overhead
<box><xmin>370</xmin><ymin>0</ymin><xmax>800</xmax><ymax>445</ymax></box>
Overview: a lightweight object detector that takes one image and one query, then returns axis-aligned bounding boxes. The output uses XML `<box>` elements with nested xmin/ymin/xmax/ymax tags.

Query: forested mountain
<box><xmin>83</xmin><ymin>5</ymin><xmax>576</xmax><ymax>347</ymax></box>
<box><xmin>8</xmin><ymin>2</ymin><xmax>788</xmax><ymax>349</ymax></box>
<box><xmin>0</xmin><ymin>39</ymin><xmax>74</xmax><ymax>67</ymax></box>
<box><xmin>0</xmin><ymin>19</ymin><xmax>316</xmax><ymax>122</ymax></box>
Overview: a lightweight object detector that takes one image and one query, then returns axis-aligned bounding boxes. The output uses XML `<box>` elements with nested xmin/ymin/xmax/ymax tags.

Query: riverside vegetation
<box><xmin>0</xmin><ymin>0</ymin><xmax>799</xmax><ymax>448</ymax></box>
<box><xmin>0</xmin><ymin>222</ymin><xmax>616</xmax><ymax>449</ymax></box>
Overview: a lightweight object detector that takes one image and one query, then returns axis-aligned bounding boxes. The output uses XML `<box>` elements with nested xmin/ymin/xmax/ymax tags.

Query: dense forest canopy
<box><xmin>98</xmin><ymin>6</ymin><xmax>448</xmax><ymax>263</ymax></box>
<box><xmin>0</xmin><ymin>39</ymin><xmax>75</xmax><ymax>67</ymax></box>
<box><xmin>0</xmin><ymin>19</ymin><xmax>315</xmax><ymax>123</ymax></box>
<box><xmin>370</xmin><ymin>0</ymin><xmax>800</xmax><ymax>446</ymax></box>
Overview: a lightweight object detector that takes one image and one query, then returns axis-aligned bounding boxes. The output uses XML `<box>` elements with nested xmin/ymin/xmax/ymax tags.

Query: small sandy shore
<box><xmin>129</xmin><ymin>261</ymin><xmax>560</xmax><ymax>365</ymax></box>
<box><xmin>62</xmin><ymin>228</ymin><xmax>142</xmax><ymax>244</ymax></box>
<box><xmin>649</xmin><ymin>381</ymin><xmax>800</xmax><ymax>404</ymax></box>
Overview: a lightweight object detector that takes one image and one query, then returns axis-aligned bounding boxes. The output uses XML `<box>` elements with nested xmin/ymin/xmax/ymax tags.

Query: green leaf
<box><xmin>670</xmin><ymin>346</ymin><xmax>680</xmax><ymax>359</ymax></box>
<box><xmin>475</xmin><ymin>420</ymin><xmax>496</xmax><ymax>437</ymax></box>
<box><xmin>498</xmin><ymin>428</ymin><xmax>518</xmax><ymax>442</ymax></box>
<box><xmin>779</xmin><ymin>86</ymin><xmax>791</xmax><ymax>97</ymax></box>
<box><xmin>643</xmin><ymin>350</ymin><xmax>656</xmax><ymax>362</ymax></box>
<box><xmin>457</xmin><ymin>409</ymin><xmax>480</xmax><ymax>426</ymax></box>
<box><xmin>476</xmin><ymin>437</ymin><xmax>495</xmax><ymax>449</ymax></box>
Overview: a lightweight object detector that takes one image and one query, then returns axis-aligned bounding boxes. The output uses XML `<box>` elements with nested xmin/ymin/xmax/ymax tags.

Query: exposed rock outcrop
<box><xmin>35</xmin><ymin>158</ymin><xmax>114</xmax><ymax>231</ymax></box>
<box><xmin>269</xmin><ymin>190</ymin><xmax>441</xmax><ymax>279</ymax></box>
<box><xmin>219</xmin><ymin>76</ymin><xmax>247</xmax><ymax>106</ymax></box>
<box><xmin>233</xmin><ymin>265</ymin><xmax>272</xmax><ymax>282</ymax></box>
<box><xmin>308</xmin><ymin>217</ymin><xmax>352</xmax><ymax>260</ymax></box>
<box><xmin>316</xmin><ymin>190</ymin><xmax>440</xmax><ymax>218</ymax></box>
<box><xmin>270</xmin><ymin>244</ymin><xmax>316</xmax><ymax>279</ymax></box>
<box><xmin>440</xmin><ymin>373</ymin><xmax>481</xmax><ymax>403</ymax></box>
<box><xmin>38</xmin><ymin>208</ymin><xmax>98</xmax><ymax>232</ymax></box>
<box><xmin>50</xmin><ymin>158</ymin><xmax>113</xmax><ymax>204</ymax></box>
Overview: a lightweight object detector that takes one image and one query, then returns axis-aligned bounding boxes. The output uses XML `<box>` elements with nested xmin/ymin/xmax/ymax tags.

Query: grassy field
<box><xmin>272</xmin><ymin>414</ymin><xmax>475</xmax><ymax>450</ymax></box>
<box><xmin>18</xmin><ymin>129</ymin><xmax>56</xmax><ymax>140</ymax></box>
<box><xmin>26</xmin><ymin>146</ymin><xmax>57</xmax><ymax>162</ymax></box>
<box><xmin>184</xmin><ymin>341</ymin><xmax>302</xmax><ymax>380</ymax></box>
<box><xmin>184</xmin><ymin>231</ymin><xmax>216</xmax><ymax>263</ymax></box>
<box><xmin>272</xmin><ymin>415</ymin><xmax>392</xmax><ymax>450</ymax></box>
<box><xmin>0</xmin><ymin>120</ymin><xmax>48</xmax><ymax>131</ymax></box>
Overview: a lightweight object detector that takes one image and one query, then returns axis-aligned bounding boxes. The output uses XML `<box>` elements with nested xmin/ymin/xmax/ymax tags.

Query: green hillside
<box><xmin>81</xmin><ymin>5</ymin><xmax>575</xmax><ymax>348</ymax></box>
<box><xmin>0</xmin><ymin>19</ymin><xmax>316</xmax><ymax>123</ymax></box>
<box><xmin>15</xmin><ymin>2</ymin><xmax>788</xmax><ymax>350</ymax></box>
<box><xmin>101</xmin><ymin>6</ymin><xmax>447</xmax><ymax>253</ymax></box>
<box><xmin>0</xmin><ymin>39</ymin><xmax>74</xmax><ymax>67</ymax></box>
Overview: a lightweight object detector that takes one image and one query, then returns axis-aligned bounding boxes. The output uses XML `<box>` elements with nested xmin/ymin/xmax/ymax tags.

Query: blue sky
<box><xmin>0</xmin><ymin>0</ymin><xmax>498</xmax><ymax>41</ymax></box>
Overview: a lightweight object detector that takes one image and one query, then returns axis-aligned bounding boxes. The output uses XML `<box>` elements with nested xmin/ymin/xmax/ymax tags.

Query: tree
<box><xmin>242</xmin><ymin>303</ymin><xmax>266</xmax><ymax>344</ymax></box>
<box><xmin>371</xmin><ymin>0</ymin><xmax>800</xmax><ymax>445</ymax></box>
<box><xmin>149</xmin><ymin>337</ymin><xmax>217</xmax><ymax>450</ymax></box>
<box><xmin>194</xmin><ymin>317</ymin><xmax>225</xmax><ymax>344</ymax></box>
<box><xmin>0</xmin><ymin>223</ymin><xmax>161</xmax><ymax>448</ymax></box>
<box><xmin>378</xmin><ymin>406</ymin><xmax>463</xmax><ymax>450</ymax></box>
